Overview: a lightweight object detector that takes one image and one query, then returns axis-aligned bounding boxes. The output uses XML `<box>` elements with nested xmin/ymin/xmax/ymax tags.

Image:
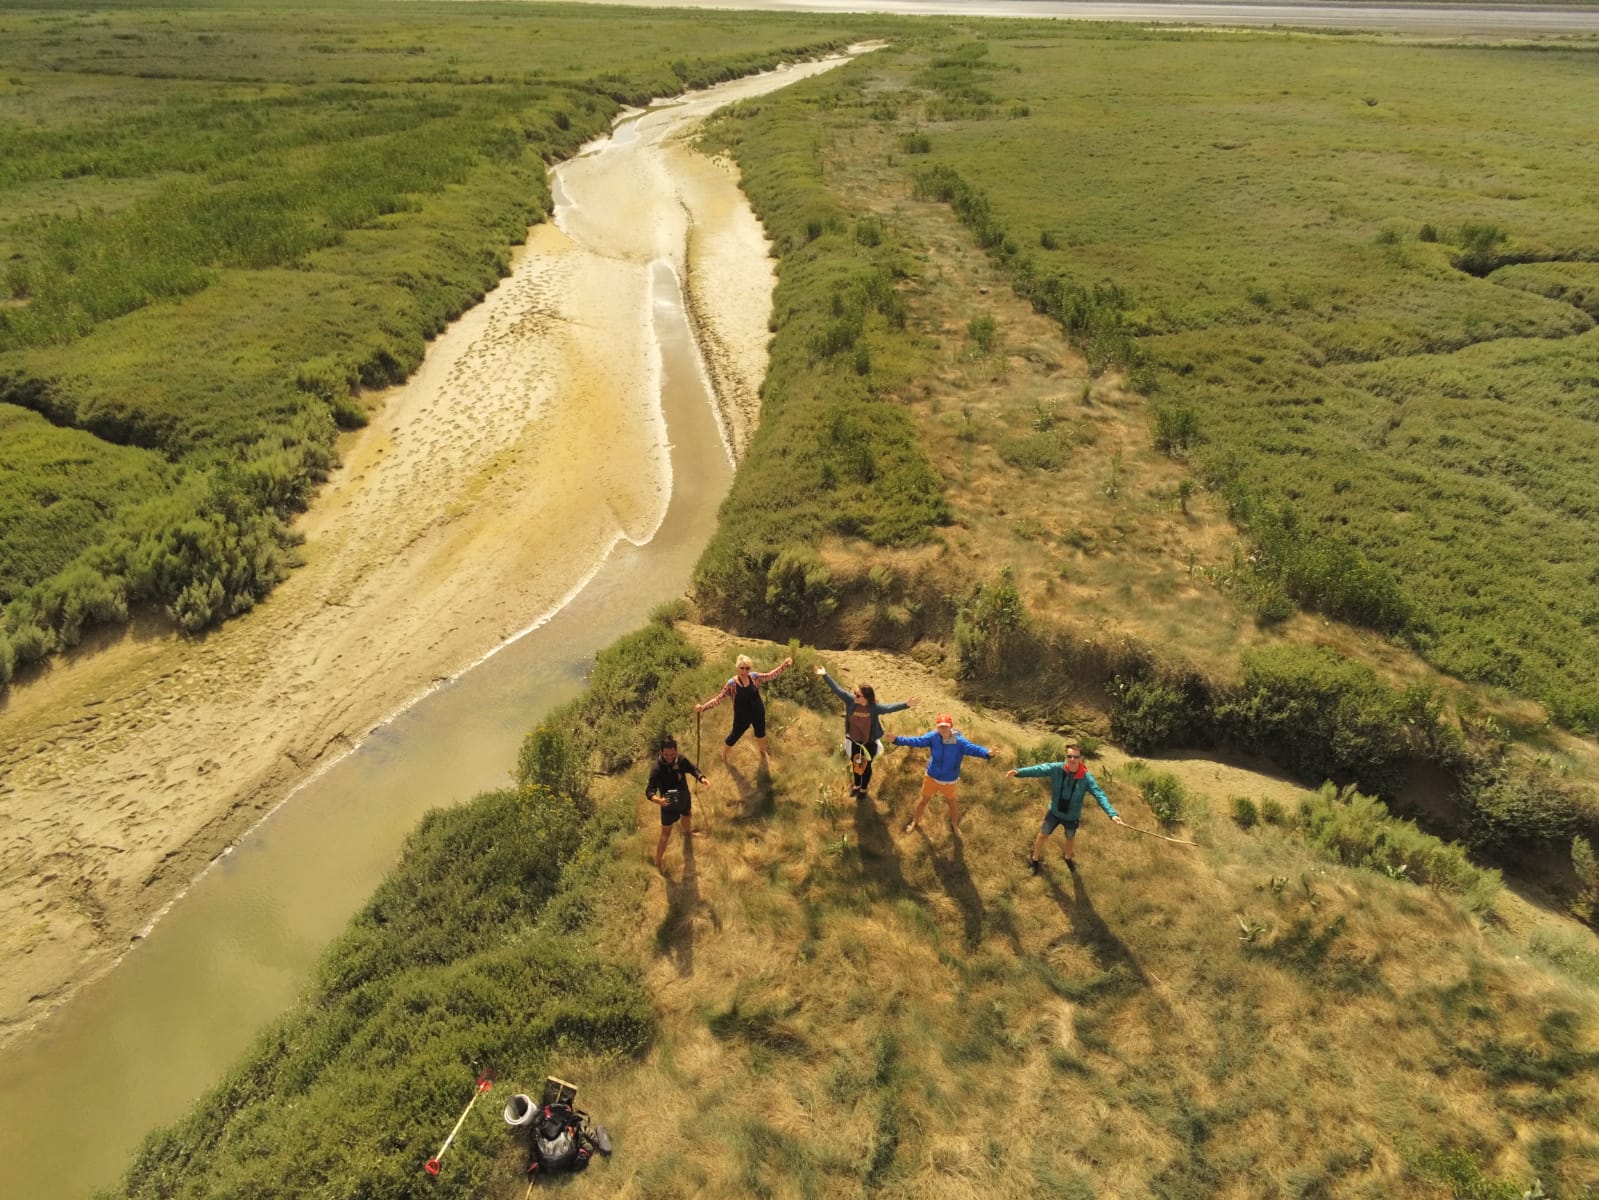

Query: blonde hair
<box><xmin>735</xmin><ymin>654</ymin><xmax>754</xmax><ymax>670</ymax></box>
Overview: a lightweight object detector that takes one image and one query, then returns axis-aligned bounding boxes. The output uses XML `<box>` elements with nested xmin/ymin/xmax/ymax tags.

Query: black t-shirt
<box><xmin>646</xmin><ymin>754</ymin><xmax>701</xmax><ymax>808</ymax></box>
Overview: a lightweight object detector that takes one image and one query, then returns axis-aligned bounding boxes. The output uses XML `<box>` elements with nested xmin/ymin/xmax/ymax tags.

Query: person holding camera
<box><xmin>646</xmin><ymin>735</ymin><xmax>709</xmax><ymax>871</ymax></box>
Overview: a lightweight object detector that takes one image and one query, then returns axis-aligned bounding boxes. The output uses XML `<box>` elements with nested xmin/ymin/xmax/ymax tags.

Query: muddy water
<box><xmin>0</xmin><ymin>234</ymin><xmax>733</xmax><ymax>1200</ymax></box>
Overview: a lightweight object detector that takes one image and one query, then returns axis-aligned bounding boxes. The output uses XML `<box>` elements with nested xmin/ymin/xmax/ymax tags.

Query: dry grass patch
<box><xmin>530</xmin><ymin>640</ymin><xmax>1592</xmax><ymax>1195</ymax></box>
<box><xmin>817</xmin><ymin>114</ymin><xmax>1252</xmax><ymax>683</ymax></box>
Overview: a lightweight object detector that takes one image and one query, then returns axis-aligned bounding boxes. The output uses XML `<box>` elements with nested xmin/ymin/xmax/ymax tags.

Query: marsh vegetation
<box><xmin>0</xmin><ymin>1</ymin><xmax>865</xmax><ymax>679</ymax></box>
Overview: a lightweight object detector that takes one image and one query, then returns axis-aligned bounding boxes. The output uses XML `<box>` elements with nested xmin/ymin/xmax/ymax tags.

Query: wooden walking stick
<box><xmin>1119</xmin><ymin>822</ymin><xmax>1201</xmax><ymax>847</ymax></box>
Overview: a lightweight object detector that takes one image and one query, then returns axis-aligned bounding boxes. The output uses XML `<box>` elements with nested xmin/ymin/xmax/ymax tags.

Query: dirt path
<box><xmin>0</xmin><ymin>52</ymin><xmax>864</xmax><ymax>1050</ymax></box>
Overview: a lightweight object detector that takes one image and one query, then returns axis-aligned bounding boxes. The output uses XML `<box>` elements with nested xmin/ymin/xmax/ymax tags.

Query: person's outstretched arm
<box><xmin>1011</xmin><ymin>761</ymin><xmax>1055</xmax><ymax>780</ymax></box>
<box><xmin>961</xmin><ymin>736</ymin><xmax>994</xmax><ymax>761</ymax></box>
<box><xmin>754</xmin><ymin>656</ymin><xmax>795</xmax><ymax>685</ymax></box>
<box><xmin>815</xmin><ymin>669</ymin><xmax>853</xmax><ymax>704</ymax></box>
<box><xmin>1088</xmin><ymin>774</ymin><xmax>1121</xmax><ymax>821</ymax></box>
<box><xmin>694</xmin><ymin>681</ymin><xmax>732</xmax><ymax>714</ymax></box>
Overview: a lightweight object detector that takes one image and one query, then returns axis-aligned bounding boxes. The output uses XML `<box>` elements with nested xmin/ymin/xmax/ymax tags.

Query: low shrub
<box><xmin>1214</xmin><ymin>645</ymin><xmax>1436</xmax><ymax>796</ymax></box>
<box><xmin>1107</xmin><ymin>670</ymin><xmax>1212</xmax><ymax>754</ymax></box>
<box><xmin>1298</xmin><ymin>783</ymin><xmax>1500</xmax><ymax>911</ymax></box>
<box><xmin>516</xmin><ymin>724</ymin><xmax>590</xmax><ymax>808</ymax></box>
<box><xmin>1152</xmin><ymin>401</ymin><xmax>1202</xmax><ymax>458</ymax></box>
<box><xmin>1140</xmin><ymin>771</ymin><xmax>1188</xmax><ymax>826</ymax></box>
<box><xmin>765</xmin><ymin>545</ymin><xmax>838</xmax><ymax>627</ymax></box>
<box><xmin>954</xmin><ymin>567</ymin><xmax>1027</xmax><ymax>680</ymax></box>
<box><xmin>1458</xmin><ymin>758</ymin><xmax>1595</xmax><ymax>860</ymax></box>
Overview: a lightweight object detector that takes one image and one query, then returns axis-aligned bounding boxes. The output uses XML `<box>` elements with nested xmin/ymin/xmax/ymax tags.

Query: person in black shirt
<box><xmin>645</xmin><ymin>735</ymin><xmax>708</xmax><ymax>871</ymax></box>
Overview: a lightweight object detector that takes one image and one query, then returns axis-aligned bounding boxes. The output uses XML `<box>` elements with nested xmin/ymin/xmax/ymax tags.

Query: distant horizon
<box><xmin>574</xmin><ymin>0</ymin><xmax>1599</xmax><ymax>35</ymax></box>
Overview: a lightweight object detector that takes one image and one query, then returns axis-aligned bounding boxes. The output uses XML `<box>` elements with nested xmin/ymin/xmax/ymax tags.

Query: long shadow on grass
<box><xmin>722</xmin><ymin>758</ymin><xmax>777</xmax><ymax>826</ymax></box>
<box><xmin>655</xmin><ymin>836</ymin><xmax>720</xmax><ymax>978</ymax></box>
<box><xmin>926</xmin><ymin>827</ymin><xmax>985</xmax><ymax>951</ymax></box>
<box><xmin>852</xmin><ymin>782</ymin><xmax>912</xmax><ymax>899</ymax></box>
<box><xmin>1045</xmin><ymin>869</ymin><xmax>1149</xmax><ymax>991</ymax></box>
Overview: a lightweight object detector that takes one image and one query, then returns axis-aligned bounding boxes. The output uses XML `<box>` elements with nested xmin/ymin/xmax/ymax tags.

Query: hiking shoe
<box><xmin>593</xmin><ymin>1126</ymin><xmax>613</xmax><ymax>1155</ymax></box>
<box><xmin>1065</xmin><ymin>857</ymin><xmax>1078</xmax><ymax>874</ymax></box>
<box><xmin>1029</xmin><ymin>858</ymin><xmax>1040</xmax><ymax>876</ymax></box>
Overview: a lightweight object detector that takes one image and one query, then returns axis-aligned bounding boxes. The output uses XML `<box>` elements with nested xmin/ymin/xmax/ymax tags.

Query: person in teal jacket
<box><xmin>887</xmin><ymin>714</ymin><xmax>992</xmax><ymax>834</ymax></box>
<box><xmin>1008</xmin><ymin>741</ymin><xmax>1123</xmax><ymax>875</ymax></box>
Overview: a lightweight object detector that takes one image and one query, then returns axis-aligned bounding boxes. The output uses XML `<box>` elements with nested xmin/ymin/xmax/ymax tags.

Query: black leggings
<box><xmin>850</xmin><ymin>739</ymin><xmax>878</xmax><ymax>791</ymax></box>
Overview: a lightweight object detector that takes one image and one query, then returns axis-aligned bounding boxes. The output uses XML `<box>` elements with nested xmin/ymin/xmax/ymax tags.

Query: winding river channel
<box><xmin>0</xmin><ymin>58</ymin><xmax>851</xmax><ymax>1200</ymax></box>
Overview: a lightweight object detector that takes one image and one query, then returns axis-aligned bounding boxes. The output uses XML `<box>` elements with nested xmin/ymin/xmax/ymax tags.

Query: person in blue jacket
<box><xmin>1008</xmin><ymin>741</ymin><xmax>1124</xmax><ymax>875</ymax></box>
<box><xmin>887</xmin><ymin>714</ymin><xmax>992</xmax><ymax>834</ymax></box>
<box><xmin>814</xmin><ymin>665</ymin><xmax>918</xmax><ymax>799</ymax></box>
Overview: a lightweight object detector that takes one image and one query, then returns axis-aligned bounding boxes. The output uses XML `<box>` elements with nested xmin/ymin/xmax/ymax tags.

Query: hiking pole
<box><xmin>1120</xmin><ymin>822</ymin><xmax>1200</xmax><ymax>847</ymax></box>
<box><xmin>424</xmin><ymin>1068</ymin><xmax>494</xmax><ymax>1176</ymax></box>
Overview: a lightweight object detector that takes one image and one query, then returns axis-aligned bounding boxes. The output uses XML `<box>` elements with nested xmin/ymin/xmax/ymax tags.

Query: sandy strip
<box><xmin>0</xmin><ymin>51</ymin><xmax>862</xmax><ymax>1050</ymax></box>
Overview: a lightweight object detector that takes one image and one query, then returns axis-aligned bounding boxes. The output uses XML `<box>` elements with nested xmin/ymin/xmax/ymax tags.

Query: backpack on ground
<box><xmin>531</xmin><ymin>1102</ymin><xmax>590</xmax><ymax>1174</ymax></box>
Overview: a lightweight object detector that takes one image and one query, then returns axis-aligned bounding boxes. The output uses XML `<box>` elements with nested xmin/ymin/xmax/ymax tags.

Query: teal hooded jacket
<box><xmin>1015</xmin><ymin>761</ymin><xmax>1117</xmax><ymax>824</ymax></box>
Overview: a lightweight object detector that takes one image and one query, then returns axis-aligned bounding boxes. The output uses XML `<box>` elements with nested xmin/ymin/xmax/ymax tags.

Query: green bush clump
<box><xmin>1231</xmin><ymin>795</ymin><xmax>1260</xmax><ymax>828</ymax></box>
<box><xmin>1413</xmin><ymin>1147</ymin><xmax>1526</xmax><ymax>1200</ymax></box>
<box><xmin>996</xmin><ymin>429</ymin><xmax>1069</xmax><ymax>472</ymax></box>
<box><xmin>564</xmin><ymin>620</ymin><xmax>705</xmax><ymax>772</ymax></box>
<box><xmin>954</xmin><ymin>567</ymin><xmax>1028</xmax><ymax>680</ymax></box>
<box><xmin>968</xmin><ymin>313</ymin><xmax>997</xmax><ymax>354</ymax></box>
<box><xmin>516</xmin><ymin>724</ymin><xmax>590</xmax><ymax>809</ymax></box>
<box><xmin>1140</xmin><ymin>772</ymin><xmax>1188</xmax><ymax>826</ymax></box>
<box><xmin>1231</xmin><ymin>497</ymin><xmax>1415</xmax><ymax>635</ymax></box>
<box><xmin>1457</xmin><ymin>759</ymin><xmax>1596</xmax><ymax>861</ymax></box>
<box><xmin>1107</xmin><ymin>670</ymin><xmax>1213</xmax><ymax>754</ymax></box>
<box><xmin>1215</xmin><ymin>646</ymin><xmax>1437</xmax><ymax>796</ymax></box>
<box><xmin>1299</xmin><ymin>783</ymin><xmax>1500</xmax><ymax>911</ymax></box>
<box><xmin>765</xmin><ymin>545</ymin><xmax>838</xmax><ymax>627</ymax></box>
<box><xmin>1152</xmin><ymin>401</ymin><xmax>1202</xmax><ymax>458</ymax></box>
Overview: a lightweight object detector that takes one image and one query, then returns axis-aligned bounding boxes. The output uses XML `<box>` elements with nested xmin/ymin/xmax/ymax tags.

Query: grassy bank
<box><xmin>0</xmin><ymin>0</ymin><xmax>885</xmax><ymax>680</ymax></box>
<box><xmin>110</xmin><ymin>618</ymin><xmax>1599</xmax><ymax>1197</ymax></box>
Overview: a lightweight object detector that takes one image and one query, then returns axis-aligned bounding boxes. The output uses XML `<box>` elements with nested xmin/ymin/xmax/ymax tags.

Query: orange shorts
<box><xmin>919</xmin><ymin>776</ymin><xmax>959</xmax><ymax>803</ymax></box>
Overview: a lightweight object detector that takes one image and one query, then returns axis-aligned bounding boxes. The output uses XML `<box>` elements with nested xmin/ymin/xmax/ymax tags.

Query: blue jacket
<box><xmin>1015</xmin><ymin>761</ymin><xmax>1117</xmax><ymax>824</ymax></box>
<box><xmin>820</xmin><ymin>673</ymin><xmax>910</xmax><ymax>744</ymax></box>
<box><xmin>893</xmin><ymin>729</ymin><xmax>991</xmax><ymax>783</ymax></box>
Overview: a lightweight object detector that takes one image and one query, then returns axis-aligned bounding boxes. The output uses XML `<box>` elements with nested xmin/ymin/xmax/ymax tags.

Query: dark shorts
<box><xmin>660</xmin><ymin>796</ymin><xmax>691</xmax><ymax>826</ymax></box>
<box><xmin>725</xmin><ymin>711</ymin><xmax>766</xmax><ymax>744</ymax></box>
<box><xmin>1041</xmin><ymin>811</ymin><xmax>1079</xmax><ymax>837</ymax></box>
